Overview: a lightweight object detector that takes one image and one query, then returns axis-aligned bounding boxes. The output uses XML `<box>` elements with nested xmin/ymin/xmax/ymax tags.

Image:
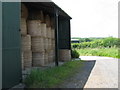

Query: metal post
<box><xmin>54</xmin><ymin>8</ymin><xmax>59</xmax><ymax>66</ymax></box>
<box><xmin>0</xmin><ymin>1</ymin><xmax>2</xmax><ymax>90</ymax></box>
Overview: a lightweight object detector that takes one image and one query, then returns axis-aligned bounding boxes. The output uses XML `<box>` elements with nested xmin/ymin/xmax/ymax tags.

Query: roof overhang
<box><xmin>23</xmin><ymin>1</ymin><xmax>72</xmax><ymax>19</ymax></box>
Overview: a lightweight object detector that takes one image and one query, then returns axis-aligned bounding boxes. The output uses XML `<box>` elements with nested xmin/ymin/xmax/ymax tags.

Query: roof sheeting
<box><xmin>24</xmin><ymin>2</ymin><xmax>72</xmax><ymax>19</ymax></box>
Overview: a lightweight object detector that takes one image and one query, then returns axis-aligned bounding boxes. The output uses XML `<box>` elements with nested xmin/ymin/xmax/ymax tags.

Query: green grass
<box><xmin>24</xmin><ymin>60</ymin><xmax>84</xmax><ymax>88</ymax></box>
<box><xmin>77</xmin><ymin>48</ymin><xmax>120</xmax><ymax>58</ymax></box>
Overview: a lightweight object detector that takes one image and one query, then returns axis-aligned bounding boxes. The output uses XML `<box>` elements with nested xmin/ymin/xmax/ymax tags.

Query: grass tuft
<box><xmin>24</xmin><ymin>60</ymin><xmax>84</xmax><ymax>88</ymax></box>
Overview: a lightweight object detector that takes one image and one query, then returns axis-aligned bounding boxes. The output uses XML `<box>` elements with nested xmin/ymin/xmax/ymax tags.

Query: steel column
<box><xmin>54</xmin><ymin>8</ymin><xmax>59</xmax><ymax>66</ymax></box>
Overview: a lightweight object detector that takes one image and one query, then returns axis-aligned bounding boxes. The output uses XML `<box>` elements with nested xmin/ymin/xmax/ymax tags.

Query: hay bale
<box><xmin>51</xmin><ymin>28</ymin><xmax>55</xmax><ymax>39</ymax></box>
<box><xmin>21</xmin><ymin>35</ymin><xmax>31</xmax><ymax>51</ymax></box>
<box><xmin>51</xmin><ymin>39</ymin><xmax>55</xmax><ymax>49</ymax></box>
<box><xmin>21</xmin><ymin>3</ymin><xmax>28</xmax><ymax>19</ymax></box>
<box><xmin>28</xmin><ymin>11</ymin><xmax>44</xmax><ymax>22</ymax></box>
<box><xmin>21</xmin><ymin>18</ymin><xmax>27</xmax><ymax>35</ymax></box>
<box><xmin>36</xmin><ymin>11</ymin><xmax>44</xmax><ymax>23</ymax></box>
<box><xmin>47</xmin><ymin>27</ymin><xmax>52</xmax><ymax>39</ymax></box>
<box><xmin>48</xmin><ymin>50</ymin><xmax>54</xmax><ymax>62</ymax></box>
<box><xmin>59</xmin><ymin>49</ymin><xmax>71</xmax><ymax>61</ymax></box>
<box><xmin>31</xmin><ymin>37</ymin><xmax>44</xmax><ymax>52</ymax></box>
<box><xmin>44</xmin><ymin>38</ymin><xmax>48</xmax><ymax>50</ymax></box>
<box><xmin>22</xmin><ymin>51</ymin><xmax>32</xmax><ymax>69</ymax></box>
<box><xmin>41</xmin><ymin>23</ymin><xmax>47</xmax><ymax>38</ymax></box>
<box><xmin>32</xmin><ymin>52</ymin><xmax>45</xmax><ymax>67</ymax></box>
<box><xmin>45</xmin><ymin>15</ymin><xmax>51</xmax><ymax>27</ymax></box>
<box><xmin>52</xmin><ymin>49</ymin><xmax>55</xmax><ymax>62</ymax></box>
<box><xmin>44</xmin><ymin>52</ymin><xmax>48</xmax><ymax>64</ymax></box>
<box><xmin>27</xmin><ymin>20</ymin><xmax>41</xmax><ymax>36</ymax></box>
<box><xmin>51</xmin><ymin>17</ymin><xmax>55</xmax><ymax>29</ymax></box>
<box><xmin>48</xmin><ymin>38</ymin><xmax>52</xmax><ymax>50</ymax></box>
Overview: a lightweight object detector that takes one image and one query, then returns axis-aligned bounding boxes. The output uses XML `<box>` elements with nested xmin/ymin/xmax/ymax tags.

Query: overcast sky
<box><xmin>53</xmin><ymin>0</ymin><xmax>119</xmax><ymax>38</ymax></box>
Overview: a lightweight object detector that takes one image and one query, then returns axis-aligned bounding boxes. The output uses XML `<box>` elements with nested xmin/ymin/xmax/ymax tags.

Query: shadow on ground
<box><xmin>57</xmin><ymin>60</ymin><xmax>96</xmax><ymax>88</ymax></box>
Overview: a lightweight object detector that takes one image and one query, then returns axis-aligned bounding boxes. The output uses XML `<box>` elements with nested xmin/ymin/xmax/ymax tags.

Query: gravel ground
<box><xmin>58</xmin><ymin>56</ymin><xmax>118</xmax><ymax>88</ymax></box>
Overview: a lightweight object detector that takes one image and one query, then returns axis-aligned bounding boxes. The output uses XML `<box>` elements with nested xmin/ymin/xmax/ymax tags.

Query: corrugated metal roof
<box><xmin>24</xmin><ymin>2</ymin><xmax>72</xmax><ymax>19</ymax></box>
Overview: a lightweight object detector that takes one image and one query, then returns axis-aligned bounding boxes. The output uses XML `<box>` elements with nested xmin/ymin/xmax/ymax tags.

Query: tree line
<box><xmin>71</xmin><ymin>37</ymin><xmax>120</xmax><ymax>49</ymax></box>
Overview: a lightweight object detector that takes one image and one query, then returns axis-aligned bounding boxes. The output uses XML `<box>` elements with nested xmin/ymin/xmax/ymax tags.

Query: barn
<box><xmin>0</xmin><ymin>1</ymin><xmax>72</xmax><ymax>89</ymax></box>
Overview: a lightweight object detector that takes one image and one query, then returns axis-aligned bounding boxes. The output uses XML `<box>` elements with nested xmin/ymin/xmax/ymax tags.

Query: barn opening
<box><xmin>21</xmin><ymin>2</ymin><xmax>72</xmax><ymax>70</ymax></box>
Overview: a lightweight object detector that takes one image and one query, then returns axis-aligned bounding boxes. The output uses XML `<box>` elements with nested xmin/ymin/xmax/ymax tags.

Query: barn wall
<box><xmin>58</xmin><ymin>17</ymin><xmax>71</xmax><ymax>49</ymax></box>
<box><xmin>2</xmin><ymin>2</ymin><xmax>22</xmax><ymax>88</ymax></box>
<box><xmin>0</xmin><ymin>1</ymin><xmax>2</xmax><ymax>90</ymax></box>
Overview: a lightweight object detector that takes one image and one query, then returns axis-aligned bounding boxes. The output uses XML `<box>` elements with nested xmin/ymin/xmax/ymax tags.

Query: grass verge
<box><xmin>24</xmin><ymin>60</ymin><xmax>84</xmax><ymax>88</ymax></box>
<box><xmin>77</xmin><ymin>48</ymin><xmax>120</xmax><ymax>58</ymax></box>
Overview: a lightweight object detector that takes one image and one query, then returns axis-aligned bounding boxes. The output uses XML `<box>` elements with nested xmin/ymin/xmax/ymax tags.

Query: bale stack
<box><xmin>21</xmin><ymin>3</ymin><xmax>32</xmax><ymax>70</ymax></box>
<box><xmin>21</xmin><ymin>5</ymin><xmax>56</xmax><ymax>69</ymax></box>
<box><xmin>45</xmin><ymin>15</ymin><xmax>54</xmax><ymax>63</ymax></box>
<box><xmin>50</xmin><ymin>18</ymin><xmax>55</xmax><ymax>62</ymax></box>
<box><xmin>28</xmin><ymin>11</ymin><xmax>47</xmax><ymax>67</ymax></box>
<box><xmin>21</xmin><ymin>35</ymin><xmax>32</xmax><ymax>69</ymax></box>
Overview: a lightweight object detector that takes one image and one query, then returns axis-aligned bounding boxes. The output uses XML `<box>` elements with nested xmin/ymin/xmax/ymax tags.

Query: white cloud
<box><xmin>53</xmin><ymin>0</ymin><xmax>119</xmax><ymax>38</ymax></box>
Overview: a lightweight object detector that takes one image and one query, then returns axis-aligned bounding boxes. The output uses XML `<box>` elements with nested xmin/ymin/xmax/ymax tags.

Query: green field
<box><xmin>71</xmin><ymin>37</ymin><xmax>120</xmax><ymax>58</ymax></box>
<box><xmin>77</xmin><ymin>48</ymin><xmax>119</xmax><ymax>58</ymax></box>
<box><xmin>24</xmin><ymin>60</ymin><xmax>84</xmax><ymax>88</ymax></box>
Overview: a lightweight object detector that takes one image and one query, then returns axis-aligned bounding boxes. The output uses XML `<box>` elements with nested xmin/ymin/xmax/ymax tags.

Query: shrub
<box><xmin>71</xmin><ymin>49</ymin><xmax>80</xmax><ymax>58</ymax></box>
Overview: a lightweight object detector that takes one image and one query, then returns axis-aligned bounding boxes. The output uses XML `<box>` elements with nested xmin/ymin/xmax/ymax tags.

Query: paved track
<box><xmin>81</xmin><ymin>56</ymin><xmax>118</xmax><ymax>88</ymax></box>
<box><xmin>58</xmin><ymin>56</ymin><xmax>118</xmax><ymax>88</ymax></box>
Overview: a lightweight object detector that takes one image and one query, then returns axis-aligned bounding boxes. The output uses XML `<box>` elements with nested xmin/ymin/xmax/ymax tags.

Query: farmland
<box><xmin>71</xmin><ymin>37</ymin><xmax>120</xmax><ymax>58</ymax></box>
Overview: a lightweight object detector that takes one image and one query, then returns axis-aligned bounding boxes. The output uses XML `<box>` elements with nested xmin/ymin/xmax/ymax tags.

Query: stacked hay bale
<box><xmin>51</xmin><ymin>18</ymin><xmax>55</xmax><ymax>62</ymax></box>
<box><xmin>28</xmin><ymin>11</ymin><xmax>46</xmax><ymax>67</ymax></box>
<box><xmin>21</xmin><ymin>4</ymin><xmax>56</xmax><ymax>69</ymax></box>
<box><xmin>21</xmin><ymin>4</ymin><xmax>32</xmax><ymax>70</ymax></box>
<box><xmin>45</xmin><ymin>15</ymin><xmax>55</xmax><ymax>63</ymax></box>
<box><xmin>59</xmin><ymin>49</ymin><xmax>71</xmax><ymax>61</ymax></box>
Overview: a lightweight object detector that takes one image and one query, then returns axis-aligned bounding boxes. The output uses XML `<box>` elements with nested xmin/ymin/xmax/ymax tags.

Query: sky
<box><xmin>53</xmin><ymin>0</ymin><xmax>119</xmax><ymax>38</ymax></box>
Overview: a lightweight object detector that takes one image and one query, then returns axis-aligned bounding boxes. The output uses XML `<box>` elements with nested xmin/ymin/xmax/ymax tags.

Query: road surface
<box><xmin>81</xmin><ymin>56</ymin><xmax>118</xmax><ymax>88</ymax></box>
<box><xmin>58</xmin><ymin>56</ymin><xmax>118</xmax><ymax>88</ymax></box>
